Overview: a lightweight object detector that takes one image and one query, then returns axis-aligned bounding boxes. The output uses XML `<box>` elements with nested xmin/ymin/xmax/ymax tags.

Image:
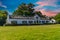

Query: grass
<box><xmin>0</xmin><ymin>24</ymin><xmax>60</xmax><ymax>40</ymax></box>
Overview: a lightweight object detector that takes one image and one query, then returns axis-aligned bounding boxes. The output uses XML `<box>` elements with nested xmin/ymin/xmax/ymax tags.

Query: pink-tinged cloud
<box><xmin>34</xmin><ymin>0</ymin><xmax>59</xmax><ymax>17</ymax></box>
<box><xmin>36</xmin><ymin>0</ymin><xmax>57</xmax><ymax>7</ymax></box>
<box><xmin>36</xmin><ymin>2</ymin><xmax>48</xmax><ymax>6</ymax></box>
<box><xmin>41</xmin><ymin>10</ymin><xmax>57</xmax><ymax>17</ymax></box>
<box><xmin>35</xmin><ymin>9</ymin><xmax>57</xmax><ymax>17</ymax></box>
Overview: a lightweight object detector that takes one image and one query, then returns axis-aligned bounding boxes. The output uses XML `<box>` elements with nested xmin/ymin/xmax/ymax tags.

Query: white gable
<box><xmin>34</xmin><ymin>14</ymin><xmax>40</xmax><ymax>20</ymax></box>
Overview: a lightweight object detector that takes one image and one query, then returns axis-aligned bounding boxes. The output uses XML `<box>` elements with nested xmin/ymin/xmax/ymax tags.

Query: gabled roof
<box><xmin>9</xmin><ymin>14</ymin><xmax>50</xmax><ymax>20</ymax></box>
<box><xmin>9</xmin><ymin>15</ymin><xmax>34</xmax><ymax>19</ymax></box>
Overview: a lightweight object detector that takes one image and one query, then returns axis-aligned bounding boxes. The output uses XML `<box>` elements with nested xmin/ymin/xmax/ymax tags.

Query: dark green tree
<box><xmin>35</xmin><ymin>11</ymin><xmax>43</xmax><ymax>17</ymax></box>
<box><xmin>13</xmin><ymin>3</ymin><xmax>35</xmax><ymax>16</ymax></box>
<box><xmin>13</xmin><ymin>3</ymin><xmax>44</xmax><ymax>17</ymax></box>
<box><xmin>54</xmin><ymin>13</ymin><xmax>60</xmax><ymax>23</ymax></box>
<box><xmin>0</xmin><ymin>10</ymin><xmax>8</xmax><ymax>26</ymax></box>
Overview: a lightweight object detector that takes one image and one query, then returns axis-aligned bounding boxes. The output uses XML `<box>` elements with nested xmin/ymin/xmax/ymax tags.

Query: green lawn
<box><xmin>0</xmin><ymin>24</ymin><xmax>60</xmax><ymax>40</ymax></box>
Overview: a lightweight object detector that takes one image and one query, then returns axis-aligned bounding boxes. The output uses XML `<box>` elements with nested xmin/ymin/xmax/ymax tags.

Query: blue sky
<box><xmin>0</xmin><ymin>0</ymin><xmax>38</xmax><ymax>12</ymax></box>
<box><xmin>0</xmin><ymin>0</ymin><xmax>60</xmax><ymax>16</ymax></box>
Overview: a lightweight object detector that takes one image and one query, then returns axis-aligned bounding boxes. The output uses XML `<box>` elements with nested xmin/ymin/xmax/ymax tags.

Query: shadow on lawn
<box><xmin>4</xmin><ymin>23</ymin><xmax>57</xmax><ymax>26</ymax></box>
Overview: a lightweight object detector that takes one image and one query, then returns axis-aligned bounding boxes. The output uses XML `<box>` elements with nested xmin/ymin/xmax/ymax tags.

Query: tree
<box><xmin>13</xmin><ymin>3</ymin><xmax>27</xmax><ymax>16</ymax></box>
<box><xmin>54</xmin><ymin>13</ymin><xmax>60</xmax><ymax>23</ymax></box>
<box><xmin>28</xmin><ymin>3</ymin><xmax>35</xmax><ymax>8</ymax></box>
<box><xmin>0</xmin><ymin>10</ymin><xmax>8</xmax><ymax>26</ymax></box>
<box><xmin>35</xmin><ymin>11</ymin><xmax>43</xmax><ymax>17</ymax></box>
<box><xmin>13</xmin><ymin>3</ymin><xmax>35</xmax><ymax>16</ymax></box>
<box><xmin>13</xmin><ymin>3</ymin><xmax>44</xmax><ymax>18</ymax></box>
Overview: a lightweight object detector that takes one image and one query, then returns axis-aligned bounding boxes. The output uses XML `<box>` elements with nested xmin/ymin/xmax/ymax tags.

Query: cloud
<box><xmin>0</xmin><ymin>2</ymin><xmax>7</xmax><ymax>8</ymax></box>
<box><xmin>40</xmin><ymin>9</ymin><xmax>57</xmax><ymax>17</ymax></box>
<box><xmin>54</xmin><ymin>8</ymin><xmax>60</xmax><ymax>12</ymax></box>
<box><xmin>34</xmin><ymin>0</ymin><xmax>60</xmax><ymax>17</ymax></box>
<box><xmin>36</xmin><ymin>0</ymin><xmax>57</xmax><ymax>7</ymax></box>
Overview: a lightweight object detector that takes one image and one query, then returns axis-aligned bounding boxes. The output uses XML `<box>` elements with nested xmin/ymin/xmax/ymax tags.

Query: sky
<box><xmin>0</xmin><ymin>0</ymin><xmax>60</xmax><ymax>17</ymax></box>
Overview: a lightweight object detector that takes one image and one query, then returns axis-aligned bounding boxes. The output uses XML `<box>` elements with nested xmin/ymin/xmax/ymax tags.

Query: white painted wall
<box><xmin>8</xmin><ymin>19</ymin><xmax>35</xmax><ymax>24</ymax></box>
<box><xmin>6</xmin><ymin>15</ymin><xmax>55</xmax><ymax>24</ymax></box>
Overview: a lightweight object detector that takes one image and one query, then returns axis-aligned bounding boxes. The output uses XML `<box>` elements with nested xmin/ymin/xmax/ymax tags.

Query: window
<box><xmin>29</xmin><ymin>21</ymin><xmax>33</xmax><ymax>24</ymax></box>
<box><xmin>37</xmin><ymin>20</ymin><xmax>39</xmax><ymax>23</ymax></box>
<box><xmin>36</xmin><ymin>17</ymin><xmax>38</xmax><ymax>19</ymax></box>
<box><xmin>34</xmin><ymin>21</ymin><xmax>36</xmax><ymax>24</ymax></box>
<box><xmin>39</xmin><ymin>21</ymin><xmax>41</xmax><ymax>23</ymax></box>
<box><xmin>22</xmin><ymin>21</ymin><xmax>27</xmax><ymax>24</ymax></box>
<box><xmin>11</xmin><ymin>21</ymin><xmax>17</xmax><ymax>24</ymax></box>
<box><xmin>46</xmin><ymin>21</ymin><xmax>49</xmax><ymax>23</ymax></box>
<box><xmin>42</xmin><ymin>21</ymin><xmax>45</xmax><ymax>24</ymax></box>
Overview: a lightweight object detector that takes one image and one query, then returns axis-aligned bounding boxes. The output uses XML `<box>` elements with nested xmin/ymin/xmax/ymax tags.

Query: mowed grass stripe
<box><xmin>0</xmin><ymin>24</ymin><xmax>60</xmax><ymax>40</ymax></box>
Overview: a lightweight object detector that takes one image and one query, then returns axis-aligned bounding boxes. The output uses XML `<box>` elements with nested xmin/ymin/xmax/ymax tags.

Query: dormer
<box><xmin>34</xmin><ymin>14</ymin><xmax>40</xmax><ymax>20</ymax></box>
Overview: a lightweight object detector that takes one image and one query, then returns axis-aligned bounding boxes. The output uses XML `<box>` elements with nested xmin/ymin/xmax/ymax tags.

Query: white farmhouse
<box><xmin>6</xmin><ymin>14</ymin><xmax>56</xmax><ymax>25</ymax></box>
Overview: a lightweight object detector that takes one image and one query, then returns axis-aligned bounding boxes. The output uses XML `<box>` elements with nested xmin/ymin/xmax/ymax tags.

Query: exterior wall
<box><xmin>7</xmin><ymin>18</ymin><xmax>50</xmax><ymax>24</ymax></box>
<box><xmin>8</xmin><ymin>19</ymin><xmax>35</xmax><ymax>24</ymax></box>
<box><xmin>6</xmin><ymin>15</ymin><xmax>54</xmax><ymax>25</ymax></box>
<box><xmin>49</xmin><ymin>19</ymin><xmax>56</xmax><ymax>23</ymax></box>
<box><xmin>6</xmin><ymin>15</ymin><xmax>11</xmax><ymax>24</ymax></box>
